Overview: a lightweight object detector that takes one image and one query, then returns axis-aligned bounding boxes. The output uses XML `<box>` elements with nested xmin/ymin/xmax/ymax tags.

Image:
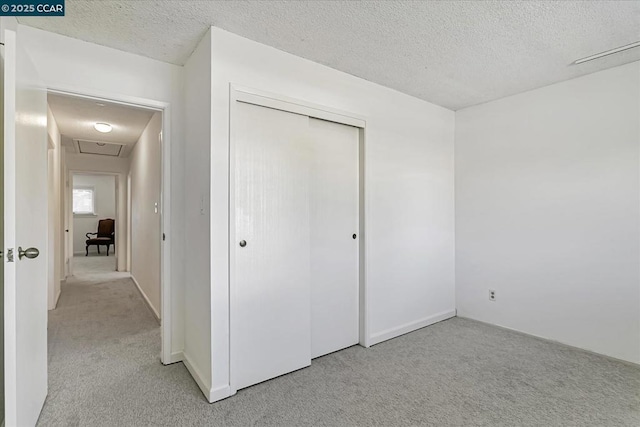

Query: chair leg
<box><xmin>107</xmin><ymin>244</ymin><xmax>110</xmax><ymax>256</ymax></box>
<box><xmin>86</xmin><ymin>245</ymin><xmax>89</xmax><ymax>256</ymax></box>
<box><xmin>97</xmin><ymin>245</ymin><xmax>100</xmax><ymax>254</ymax></box>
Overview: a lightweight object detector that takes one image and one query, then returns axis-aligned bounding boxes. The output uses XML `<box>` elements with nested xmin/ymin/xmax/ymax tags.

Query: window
<box><xmin>73</xmin><ymin>187</ymin><xmax>95</xmax><ymax>215</ymax></box>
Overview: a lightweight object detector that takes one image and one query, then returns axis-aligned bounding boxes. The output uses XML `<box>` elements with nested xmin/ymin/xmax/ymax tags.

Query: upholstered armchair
<box><xmin>85</xmin><ymin>218</ymin><xmax>115</xmax><ymax>256</ymax></box>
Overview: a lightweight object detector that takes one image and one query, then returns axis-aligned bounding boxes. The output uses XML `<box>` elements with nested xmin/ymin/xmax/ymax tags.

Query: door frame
<box><xmin>67</xmin><ymin>171</ymin><xmax>122</xmax><ymax>264</ymax></box>
<box><xmin>46</xmin><ymin>87</ymin><xmax>174</xmax><ymax>365</ymax></box>
<box><xmin>228</xmin><ymin>85</ymin><xmax>369</xmax><ymax>394</ymax></box>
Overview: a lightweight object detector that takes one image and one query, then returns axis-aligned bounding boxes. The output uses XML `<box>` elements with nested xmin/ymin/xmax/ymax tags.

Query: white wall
<box><xmin>129</xmin><ymin>112</ymin><xmax>162</xmax><ymax>318</ymax></box>
<box><xmin>183</xmin><ymin>29</ymin><xmax>213</xmax><ymax>396</ymax></box>
<box><xmin>72</xmin><ymin>174</ymin><xmax>116</xmax><ymax>256</ymax></box>
<box><xmin>455</xmin><ymin>61</ymin><xmax>640</xmax><ymax>364</ymax></box>
<box><xmin>18</xmin><ymin>24</ymin><xmax>186</xmax><ymax>358</ymax></box>
<box><xmin>46</xmin><ymin>107</ymin><xmax>63</xmax><ymax>309</ymax></box>
<box><xmin>198</xmin><ymin>28</ymin><xmax>456</xmax><ymax>401</ymax></box>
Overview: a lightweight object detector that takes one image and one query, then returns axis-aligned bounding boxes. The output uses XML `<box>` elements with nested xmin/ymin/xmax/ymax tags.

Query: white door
<box><xmin>232</xmin><ymin>102</ymin><xmax>312</xmax><ymax>390</ymax></box>
<box><xmin>309</xmin><ymin>118</ymin><xmax>359</xmax><ymax>358</ymax></box>
<box><xmin>2</xmin><ymin>29</ymin><xmax>49</xmax><ymax>427</ymax></box>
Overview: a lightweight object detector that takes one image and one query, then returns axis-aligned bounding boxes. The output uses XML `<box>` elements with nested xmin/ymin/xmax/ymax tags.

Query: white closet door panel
<box><xmin>309</xmin><ymin>118</ymin><xmax>359</xmax><ymax>358</ymax></box>
<box><xmin>233</xmin><ymin>102</ymin><xmax>311</xmax><ymax>390</ymax></box>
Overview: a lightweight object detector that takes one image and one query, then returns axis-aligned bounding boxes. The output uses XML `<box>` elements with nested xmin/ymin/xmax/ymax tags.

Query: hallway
<box><xmin>39</xmin><ymin>256</ymin><xmax>197</xmax><ymax>426</ymax></box>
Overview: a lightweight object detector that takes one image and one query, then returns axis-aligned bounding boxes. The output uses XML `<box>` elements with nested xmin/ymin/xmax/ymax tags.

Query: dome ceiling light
<box><xmin>94</xmin><ymin>122</ymin><xmax>112</xmax><ymax>133</ymax></box>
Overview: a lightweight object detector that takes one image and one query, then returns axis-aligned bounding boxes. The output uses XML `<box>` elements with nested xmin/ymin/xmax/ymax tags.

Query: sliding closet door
<box><xmin>232</xmin><ymin>102</ymin><xmax>312</xmax><ymax>390</ymax></box>
<box><xmin>309</xmin><ymin>118</ymin><xmax>359</xmax><ymax>358</ymax></box>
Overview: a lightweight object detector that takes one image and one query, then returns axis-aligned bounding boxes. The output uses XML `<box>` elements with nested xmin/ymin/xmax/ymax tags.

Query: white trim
<box><xmin>64</xmin><ymin>167</ymin><xmax>73</xmax><ymax>277</ymax></box>
<box><xmin>69</xmin><ymin>171</ymin><xmax>121</xmax><ymax>266</ymax></box>
<box><xmin>182</xmin><ymin>352</ymin><xmax>236</xmax><ymax>403</ymax></box>
<box><xmin>209</xmin><ymin>384</ymin><xmax>234</xmax><ymax>403</ymax></box>
<box><xmin>228</xmin><ymin>84</ymin><xmax>368</xmax><ymax>391</ymax></box>
<box><xmin>368</xmin><ymin>310</ymin><xmax>456</xmax><ymax>346</ymax></box>
<box><xmin>54</xmin><ymin>281</ymin><xmax>62</xmax><ymax>306</ymax></box>
<box><xmin>358</xmin><ymin>127</ymin><xmax>370</xmax><ymax>348</ymax></box>
<box><xmin>158</xmin><ymin>108</ymin><xmax>173</xmax><ymax>366</ymax></box>
<box><xmin>167</xmin><ymin>351</ymin><xmax>184</xmax><ymax>364</ymax></box>
<box><xmin>228</xmin><ymin>87</ymin><xmax>239</xmax><ymax>394</ymax></box>
<box><xmin>126</xmin><ymin>173</ymin><xmax>132</xmax><ymax>272</ymax></box>
<box><xmin>47</xmin><ymin>87</ymin><xmax>166</xmax><ymax>114</ymax></box>
<box><xmin>131</xmin><ymin>274</ymin><xmax>160</xmax><ymax>321</ymax></box>
<box><xmin>233</xmin><ymin>86</ymin><xmax>366</xmax><ymax>128</ymax></box>
<box><xmin>50</xmin><ymin>87</ymin><xmax>175</xmax><ymax>365</ymax></box>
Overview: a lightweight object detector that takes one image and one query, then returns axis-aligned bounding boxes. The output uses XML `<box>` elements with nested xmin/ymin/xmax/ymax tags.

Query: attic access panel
<box><xmin>76</xmin><ymin>139</ymin><xmax>124</xmax><ymax>157</ymax></box>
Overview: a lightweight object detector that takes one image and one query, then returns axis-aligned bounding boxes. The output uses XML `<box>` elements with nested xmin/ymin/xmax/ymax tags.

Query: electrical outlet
<box><xmin>489</xmin><ymin>289</ymin><xmax>496</xmax><ymax>301</ymax></box>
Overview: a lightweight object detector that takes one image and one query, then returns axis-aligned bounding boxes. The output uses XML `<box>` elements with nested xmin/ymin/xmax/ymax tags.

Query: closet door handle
<box><xmin>239</xmin><ymin>240</ymin><xmax>247</xmax><ymax>247</ymax></box>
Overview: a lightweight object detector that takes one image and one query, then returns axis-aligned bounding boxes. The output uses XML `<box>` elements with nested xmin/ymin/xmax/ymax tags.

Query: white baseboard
<box><xmin>209</xmin><ymin>384</ymin><xmax>234</xmax><ymax>403</ymax></box>
<box><xmin>165</xmin><ymin>351</ymin><xmax>184</xmax><ymax>365</ymax></box>
<box><xmin>130</xmin><ymin>275</ymin><xmax>160</xmax><ymax>322</ymax></box>
<box><xmin>457</xmin><ymin>316</ymin><xmax>640</xmax><ymax>367</ymax></box>
<box><xmin>368</xmin><ymin>309</ymin><xmax>456</xmax><ymax>346</ymax></box>
<box><xmin>54</xmin><ymin>282</ymin><xmax>62</xmax><ymax>306</ymax></box>
<box><xmin>182</xmin><ymin>352</ymin><xmax>234</xmax><ymax>403</ymax></box>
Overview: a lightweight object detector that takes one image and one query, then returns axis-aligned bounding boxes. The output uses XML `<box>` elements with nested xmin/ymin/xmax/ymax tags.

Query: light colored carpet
<box><xmin>71</xmin><ymin>253</ymin><xmax>118</xmax><ymax>277</ymax></box>
<box><xmin>39</xmin><ymin>261</ymin><xmax>640</xmax><ymax>426</ymax></box>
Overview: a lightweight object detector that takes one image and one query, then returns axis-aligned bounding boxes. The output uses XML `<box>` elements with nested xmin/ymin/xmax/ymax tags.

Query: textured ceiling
<box><xmin>48</xmin><ymin>93</ymin><xmax>155</xmax><ymax>156</ymax></box>
<box><xmin>22</xmin><ymin>1</ymin><xmax>640</xmax><ymax>110</ymax></box>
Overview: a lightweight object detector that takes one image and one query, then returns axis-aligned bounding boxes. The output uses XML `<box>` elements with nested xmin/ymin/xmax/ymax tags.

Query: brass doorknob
<box><xmin>18</xmin><ymin>247</ymin><xmax>39</xmax><ymax>260</ymax></box>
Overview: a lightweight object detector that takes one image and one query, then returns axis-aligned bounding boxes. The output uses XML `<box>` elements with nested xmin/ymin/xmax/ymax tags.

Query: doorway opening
<box><xmin>70</xmin><ymin>172</ymin><xmax>118</xmax><ymax>278</ymax></box>
<box><xmin>45</xmin><ymin>91</ymin><xmax>170</xmax><ymax>389</ymax></box>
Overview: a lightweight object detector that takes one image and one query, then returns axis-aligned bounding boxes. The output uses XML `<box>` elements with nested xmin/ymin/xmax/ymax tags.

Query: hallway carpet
<box><xmin>39</xmin><ymin>259</ymin><xmax>640</xmax><ymax>426</ymax></box>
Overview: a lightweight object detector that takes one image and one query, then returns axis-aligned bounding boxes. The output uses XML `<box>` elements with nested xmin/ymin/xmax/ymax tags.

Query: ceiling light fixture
<box><xmin>573</xmin><ymin>41</ymin><xmax>640</xmax><ymax>65</ymax></box>
<box><xmin>94</xmin><ymin>122</ymin><xmax>112</xmax><ymax>133</ymax></box>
